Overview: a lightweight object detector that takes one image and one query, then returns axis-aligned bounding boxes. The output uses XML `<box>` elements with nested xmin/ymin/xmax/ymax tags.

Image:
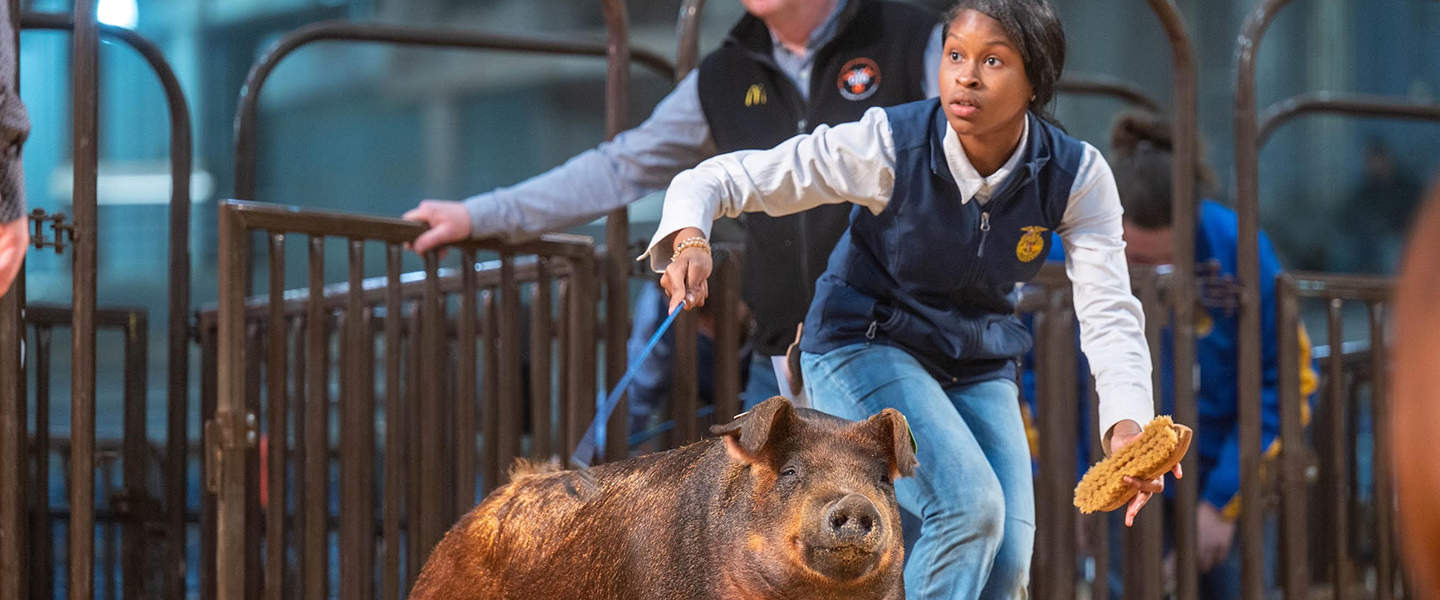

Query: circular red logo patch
<box><xmin>837</xmin><ymin>57</ymin><xmax>881</xmax><ymax>101</ymax></box>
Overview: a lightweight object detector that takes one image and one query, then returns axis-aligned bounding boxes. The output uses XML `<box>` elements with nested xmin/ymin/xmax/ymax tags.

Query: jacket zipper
<box><xmin>977</xmin><ymin>210</ymin><xmax>991</xmax><ymax>258</ymax></box>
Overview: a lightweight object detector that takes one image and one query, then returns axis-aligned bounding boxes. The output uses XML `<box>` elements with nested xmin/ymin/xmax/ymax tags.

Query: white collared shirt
<box><xmin>644</xmin><ymin>106</ymin><xmax>1155</xmax><ymax>437</ymax></box>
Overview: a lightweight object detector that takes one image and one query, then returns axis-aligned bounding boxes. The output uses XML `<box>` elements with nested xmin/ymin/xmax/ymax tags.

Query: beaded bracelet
<box><xmin>671</xmin><ymin>235</ymin><xmax>711</xmax><ymax>262</ymax></box>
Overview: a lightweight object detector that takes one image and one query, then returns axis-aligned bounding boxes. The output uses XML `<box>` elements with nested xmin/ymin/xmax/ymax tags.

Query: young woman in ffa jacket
<box><xmin>645</xmin><ymin>1</ymin><xmax>1179</xmax><ymax>597</ymax></box>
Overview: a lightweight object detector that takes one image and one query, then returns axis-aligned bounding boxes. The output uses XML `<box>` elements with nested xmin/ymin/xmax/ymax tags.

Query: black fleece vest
<box><xmin>697</xmin><ymin>0</ymin><xmax>936</xmax><ymax>355</ymax></box>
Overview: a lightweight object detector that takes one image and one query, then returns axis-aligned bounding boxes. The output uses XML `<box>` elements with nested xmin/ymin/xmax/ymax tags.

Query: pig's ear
<box><xmin>709</xmin><ymin>396</ymin><xmax>793</xmax><ymax>463</ymax></box>
<box><xmin>864</xmin><ymin>408</ymin><xmax>918</xmax><ymax>479</ymax></box>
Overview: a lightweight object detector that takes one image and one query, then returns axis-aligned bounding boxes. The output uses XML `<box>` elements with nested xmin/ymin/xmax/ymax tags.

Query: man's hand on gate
<box><xmin>403</xmin><ymin>200</ymin><xmax>472</xmax><ymax>255</ymax></box>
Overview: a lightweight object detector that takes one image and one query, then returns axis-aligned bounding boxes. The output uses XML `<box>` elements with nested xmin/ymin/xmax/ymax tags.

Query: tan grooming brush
<box><xmin>1073</xmin><ymin>416</ymin><xmax>1193</xmax><ymax>513</ymax></box>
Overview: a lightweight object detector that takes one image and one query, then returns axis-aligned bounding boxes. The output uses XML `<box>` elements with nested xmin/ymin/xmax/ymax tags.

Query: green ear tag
<box><xmin>898</xmin><ymin>412</ymin><xmax>918</xmax><ymax>454</ymax></box>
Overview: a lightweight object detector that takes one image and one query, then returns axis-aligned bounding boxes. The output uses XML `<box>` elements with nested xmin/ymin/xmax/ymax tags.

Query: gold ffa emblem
<box><xmin>1016</xmin><ymin>226</ymin><xmax>1048</xmax><ymax>262</ymax></box>
<box><xmin>744</xmin><ymin>83</ymin><xmax>767</xmax><ymax>107</ymax></box>
<box><xmin>1195</xmin><ymin>308</ymin><xmax>1214</xmax><ymax>337</ymax></box>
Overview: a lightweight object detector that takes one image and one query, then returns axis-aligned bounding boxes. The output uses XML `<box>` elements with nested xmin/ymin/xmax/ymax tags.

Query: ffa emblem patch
<box><xmin>837</xmin><ymin>57</ymin><xmax>880</xmax><ymax>100</ymax></box>
<box><xmin>1195</xmin><ymin>309</ymin><xmax>1214</xmax><ymax>337</ymax></box>
<box><xmin>1016</xmin><ymin>226</ymin><xmax>1048</xmax><ymax>262</ymax></box>
<box><xmin>744</xmin><ymin>83</ymin><xmax>767</xmax><ymax>107</ymax></box>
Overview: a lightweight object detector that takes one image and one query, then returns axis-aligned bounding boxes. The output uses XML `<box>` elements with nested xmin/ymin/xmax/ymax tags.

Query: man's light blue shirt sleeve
<box><xmin>464</xmin><ymin>71</ymin><xmax>716</xmax><ymax>241</ymax></box>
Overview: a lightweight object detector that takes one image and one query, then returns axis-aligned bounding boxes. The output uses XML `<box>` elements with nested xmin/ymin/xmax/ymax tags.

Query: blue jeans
<box><xmin>741</xmin><ymin>352</ymin><xmax>781</xmax><ymax>410</ymax></box>
<box><xmin>802</xmin><ymin>343</ymin><xmax>1035</xmax><ymax>600</ymax></box>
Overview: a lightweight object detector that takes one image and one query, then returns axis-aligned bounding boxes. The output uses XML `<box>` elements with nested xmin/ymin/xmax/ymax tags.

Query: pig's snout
<box><xmin>825</xmin><ymin>494</ymin><xmax>880</xmax><ymax>544</ymax></box>
<box><xmin>801</xmin><ymin>493</ymin><xmax>888</xmax><ymax>581</ymax></box>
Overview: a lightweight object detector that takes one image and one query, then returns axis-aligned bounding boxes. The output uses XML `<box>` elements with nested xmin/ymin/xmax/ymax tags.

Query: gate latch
<box><xmin>204</xmin><ymin>410</ymin><xmax>257</xmax><ymax>494</ymax></box>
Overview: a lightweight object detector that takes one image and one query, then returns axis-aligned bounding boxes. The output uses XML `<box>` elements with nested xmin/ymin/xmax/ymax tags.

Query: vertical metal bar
<box><xmin>673</xmin><ymin>0</ymin><xmax>706</xmax><ymax>80</ymax></box>
<box><xmin>556</xmin><ymin>280</ymin><xmax>573</xmax><ymax>452</ymax></box>
<box><xmin>358</xmin><ymin>305</ymin><xmax>377</xmax><ymax>598</ymax></box>
<box><xmin>71</xmin><ymin>0</ymin><xmax>101</xmax><ymax>595</ymax></box>
<box><xmin>499</xmin><ymin>254</ymin><xmax>523</xmax><ymax>471</ymax></box>
<box><xmin>216</xmin><ymin>205</ymin><xmax>251</xmax><ymax>600</ymax></box>
<box><xmin>0</xmin><ymin>254</ymin><xmax>23</xmax><ymax>600</ymax></box>
<box><xmin>1143</xmin><ymin>3</ymin><xmax>1200</xmax><ymax>597</ymax></box>
<box><xmin>566</xmin><ymin>259</ymin><xmax>597</xmax><ymax>454</ymax></box>
<box><xmin>200</xmin><ymin>320</ymin><xmax>218</xmax><ymax>600</ymax></box>
<box><xmin>1054</xmin><ymin>302</ymin><xmax>1078</xmax><ymax>600</ymax></box>
<box><xmin>101</xmin><ymin>458</ymin><xmax>116</xmax><ymax>600</ymax></box>
<box><xmin>672</xmin><ymin>311</ymin><xmax>698</xmax><ymax>447</ymax></box>
<box><xmin>529</xmin><ymin>260</ymin><xmax>553</xmax><ymax>459</ymax></box>
<box><xmin>245</xmin><ymin>322</ymin><xmax>264</xmax><ymax>600</ymax></box>
<box><xmin>1088</xmin><ymin>381</ymin><xmax>1109</xmax><ymax>600</ymax></box>
<box><xmin>1327</xmin><ymin>298</ymin><xmax>1350</xmax><ymax>600</ymax></box>
<box><xmin>32</xmin><ymin>327</ymin><xmax>53</xmax><ymax>600</ymax></box>
<box><xmin>713</xmin><ymin>256</ymin><xmax>741</xmax><ymax>422</ymax></box>
<box><xmin>1234</xmin><ymin>4</ymin><xmax>1293</xmax><ymax>599</ymax></box>
<box><xmin>1370</xmin><ymin>302</ymin><xmax>1393</xmax><ymax>600</ymax></box>
<box><xmin>288</xmin><ymin>315</ymin><xmax>306</xmax><ymax>600</ymax></box>
<box><xmin>1276</xmin><ymin>276</ymin><xmax>1307</xmax><ymax>599</ymax></box>
<box><xmin>419</xmin><ymin>253</ymin><xmax>442</xmax><ymax>555</ymax></box>
<box><xmin>122</xmin><ymin>311</ymin><xmax>149</xmax><ymax>599</ymax></box>
<box><xmin>1029</xmin><ymin>307</ymin><xmax>1052</xmax><ymax>600</ymax></box>
<box><xmin>481</xmin><ymin>292</ymin><xmax>499</xmax><ymax>494</ymax></box>
<box><xmin>153</xmin><ymin>11</ymin><xmax>195</xmax><ymax>597</ymax></box>
<box><xmin>1129</xmin><ymin>276</ymin><xmax>1166</xmax><ymax>600</ymax></box>
<box><xmin>264</xmin><ymin>235</ymin><xmax>286</xmax><ymax>600</ymax></box>
<box><xmin>456</xmin><ymin>250</ymin><xmax>478</xmax><ymax>506</ymax></box>
<box><xmin>404</xmin><ymin>308</ymin><xmax>422</xmax><ymax>592</ymax></box>
<box><xmin>601</xmin><ymin>0</ymin><xmax>632</xmax><ymax>465</ymax></box>
<box><xmin>340</xmin><ymin>239</ymin><xmax>370</xmax><ymax>599</ymax></box>
<box><xmin>302</xmin><ymin>236</ymin><xmax>327</xmax><ymax>600</ymax></box>
<box><xmin>382</xmin><ymin>245</ymin><xmax>403</xmax><ymax>600</ymax></box>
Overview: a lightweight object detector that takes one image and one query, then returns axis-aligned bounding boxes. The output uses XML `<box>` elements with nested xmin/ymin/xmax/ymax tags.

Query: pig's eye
<box><xmin>780</xmin><ymin>466</ymin><xmax>799</xmax><ymax>478</ymax></box>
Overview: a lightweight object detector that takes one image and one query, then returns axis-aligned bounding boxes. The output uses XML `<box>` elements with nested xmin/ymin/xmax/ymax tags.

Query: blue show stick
<box><xmin>570</xmin><ymin>299</ymin><xmax>687</xmax><ymax>472</ymax></box>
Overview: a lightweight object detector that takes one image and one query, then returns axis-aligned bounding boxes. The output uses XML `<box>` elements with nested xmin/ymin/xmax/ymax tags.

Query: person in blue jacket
<box><xmin>644</xmin><ymin>3</ymin><xmax>1180</xmax><ymax>597</ymax></box>
<box><xmin>1022</xmin><ymin>110</ymin><xmax>1317</xmax><ymax>597</ymax></box>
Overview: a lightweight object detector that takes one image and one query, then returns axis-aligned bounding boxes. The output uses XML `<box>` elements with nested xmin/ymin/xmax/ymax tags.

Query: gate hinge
<box><xmin>204</xmin><ymin>410</ymin><xmax>257</xmax><ymax>494</ymax></box>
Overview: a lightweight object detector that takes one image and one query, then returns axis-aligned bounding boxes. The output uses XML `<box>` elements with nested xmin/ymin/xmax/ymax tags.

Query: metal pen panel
<box><xmin>264</xmin><ymin>234</ymin><xmax>286</xmax><ymax>600</ymax></box>
<box><xmin>457</xmin><ymin>250</ymin><xmax>478</xmax><ymax>508</ymax></box>
<box><xmin>302</xmin><ymin>237</ymin><xmax>328</xmax><ymax>600</ymax></box>
<box><xmin>70</xmin><ymin>0</ymin><xmax>100</xmax><ymax>595</ymax></box>
<box><xmin>601</xmin><ymin>0</ymin><xmax>632</xmax><ymax>466</ymax></box>
<box><xmin>1370</xmin><ymin>302</ymin><xmax>1393</xmax><ymax>600</ymax></box>
<box><xmin>530</xmin><ymin>260</ymin><xmax>553</xmax><ymax>459</ymax></box>
<box><xmin>419</xmin><ymin>253</ymin><xmax>442</xmax><ymax>554</ymax></box>
<box><xmin>121</xmin><ymin>312</ymin><xmax>149</xmax><ymax>599</ymax></box>
<box><xmin>1141</xmin><ymin>3</ymin><xmax>1200</xmax><ymax>597</ymax></box>
<box><xmin>340</xmin><ymin>239</ymin><xmax>372</xmax><ymax>599</ymax></box>
<box><xmin>32</xmin><ymin>326</ymin><xmax>53</xmax><ymax>600</ymax></box>
<box><xmin>1275</xmin><ymin>275</ymin><xmax>1307</xmax><ymax>599</ymax></box>
<box><xmin>557</xmin><ymin>280</ymin><xmax>574</xmax><ymax>453</ymax></box>
<box><xmin>1326</xmin><ymin>298</ymin><xmax>1350</xmax><ymax>600</ymax></box>
<box><xmin>499</xmin><ymin>254</ymin><xmax>523</xmax><ymax>473</ymax></box>
<box><xmin>382</xmin><ymin>244</ymin><xmax>403</xmax><ymax>600</ymax></box>
<box><xmin>404</xmin><ymin>308</ymin><xmax>422</xmax><ymax>592</ymax></box>
<box><xmin>1234</xmin><ymin>2</ymin><xmax>1293</xmax><ymax>597</ymax></box>
<box><xmin>482</xmin><ymin>292</ymin><xmax>499</xmax><ymax>495</ymax></box>
<box><xmin>200</xmin><ymin>320</ymin><xmax>218</xmax><ymax>600</ymax></box>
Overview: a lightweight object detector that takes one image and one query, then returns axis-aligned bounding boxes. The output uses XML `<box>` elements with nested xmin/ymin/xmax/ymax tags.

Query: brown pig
<box><xmin>409</xmin><ymin>397</ymin><xmax>917</xmax><ymax>599</ymax></box>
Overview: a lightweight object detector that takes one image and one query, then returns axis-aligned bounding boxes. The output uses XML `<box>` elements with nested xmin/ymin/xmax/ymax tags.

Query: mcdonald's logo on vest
<box><xmin>744</xmin><ymin>83</ymin><xmax>767</xmax><ymax>107</ymax></box>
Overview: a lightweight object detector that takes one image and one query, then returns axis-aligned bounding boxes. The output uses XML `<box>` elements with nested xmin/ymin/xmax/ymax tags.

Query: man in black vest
<box><xmin>404</xmin><ymin>0</ymin><xmax>940</xmax><ymax>411</ymax></box>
